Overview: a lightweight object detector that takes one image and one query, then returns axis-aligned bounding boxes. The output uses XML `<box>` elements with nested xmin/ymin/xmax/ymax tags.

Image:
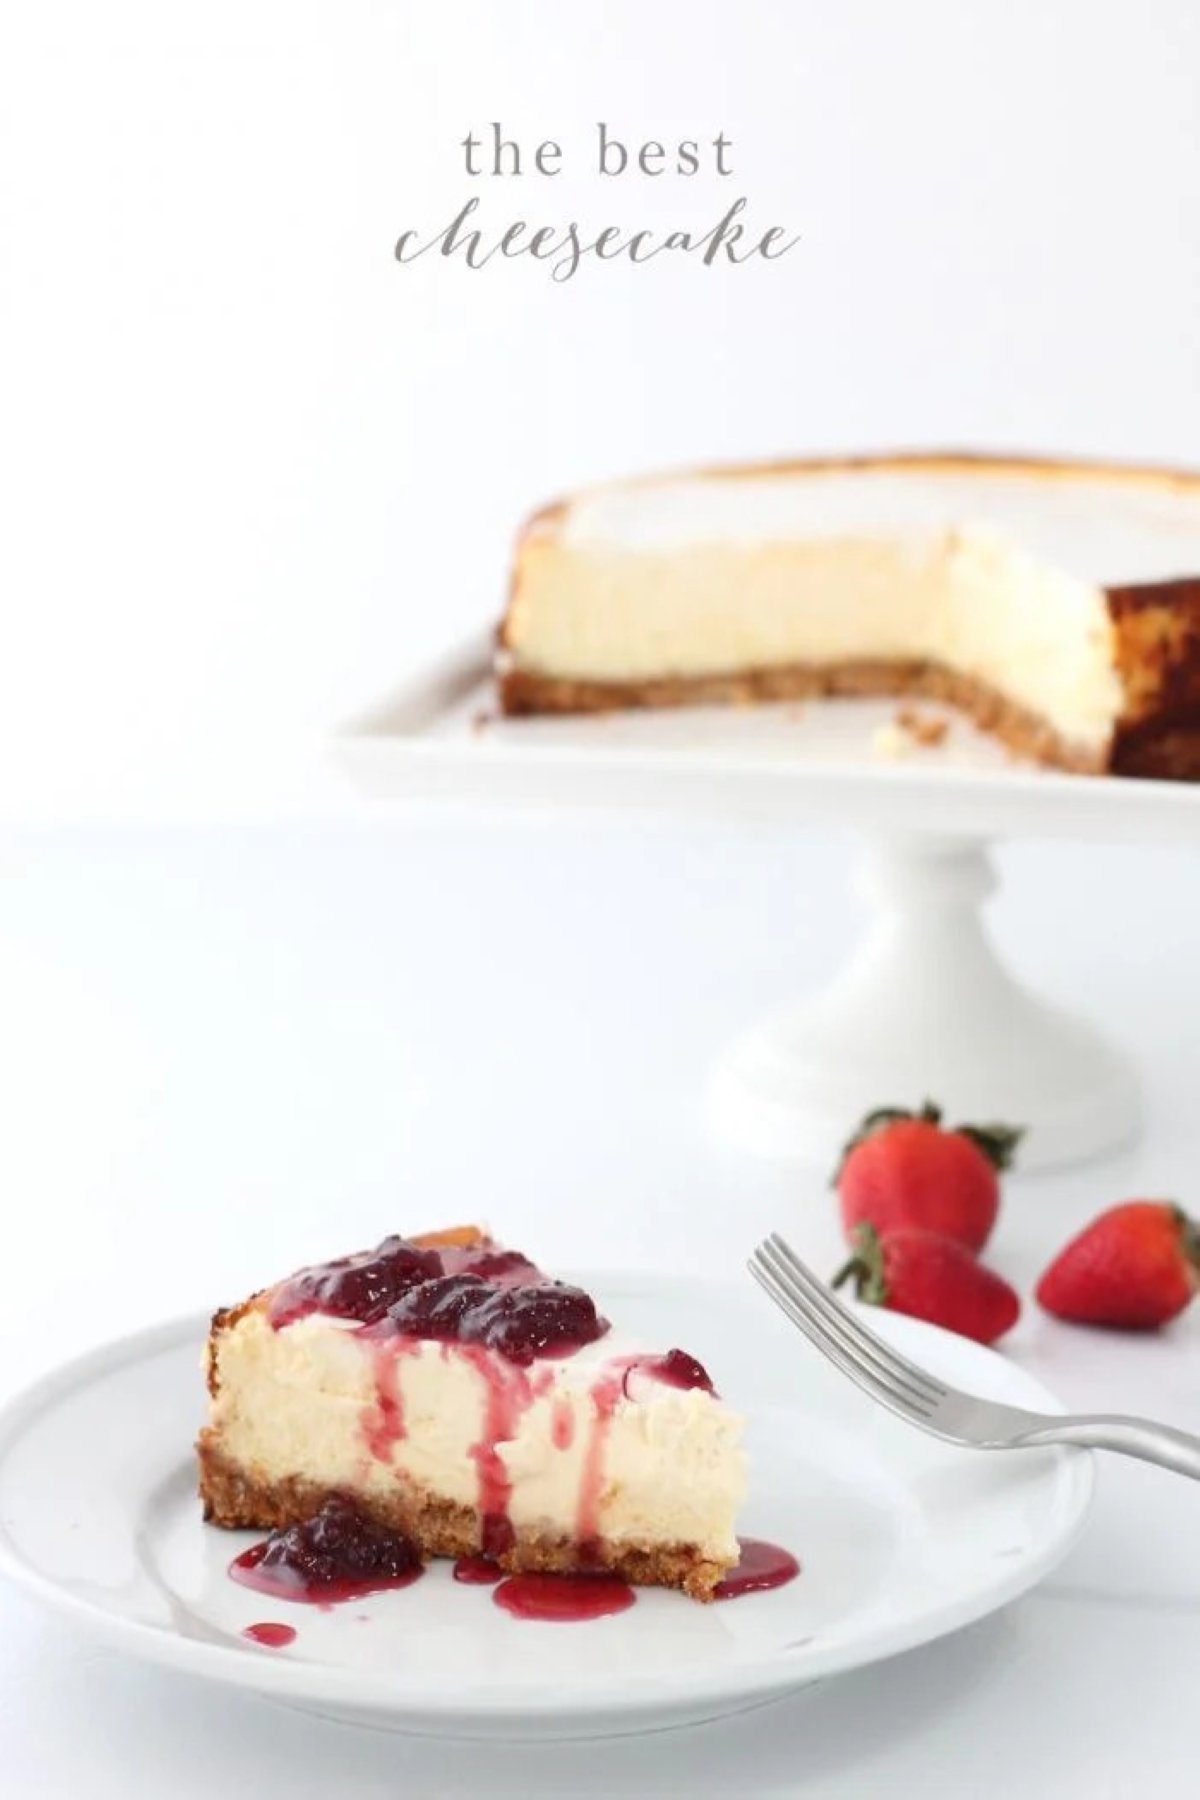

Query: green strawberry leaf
<box><xmin>1174</xmin><ymin>1205</ymin><xmax>1200</xmax><ymax>1285</ymax></box>
<box><xmin>956</xmin><ymin>1122</ymin><xmax>1024</xmax><ymax>1172</ymax></box>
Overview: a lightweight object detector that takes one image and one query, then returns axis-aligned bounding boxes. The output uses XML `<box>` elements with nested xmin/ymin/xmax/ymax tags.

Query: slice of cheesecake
<box><xmin>198</xmin><ymin>1228</ymin><xmax>745</xmax><ymax>1600</ymax></box>
<box><xmin>497</xmin><ymin>453</ymin><xmax>1200</xmax><ymax>780</ymax></box>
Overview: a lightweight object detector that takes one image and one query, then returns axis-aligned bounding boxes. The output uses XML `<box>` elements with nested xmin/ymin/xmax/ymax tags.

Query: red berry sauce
<box><xmin>550</xmin><ymin>1396</ymin><xmax>575</xmax><ymax>1450</ymax></box>
<box><xmin>361</xmin><ymin>1337</ymin><xmax>414</xmax><ymax>1463</ymax></box>
<box><xmin>229</xmin><ymin>1497</ymin><xmax>424</xmax><ymax>1605</ymax></box>
<box><xmin>575</xmin><ymin>1368</ymin><xmax>624</xmax><ymax>1545</ymax></box>
<box><xmin>493</xmin><ymin>1572</ymin><xmax>636</xmax><ymax>1622</ymax></box>
<box><xmin>453</xmin><ymin>1555</ymin><xmax>503</xmax><ymax>1585</ymax></box>
<box><xmin>713</xmin><ymin>1538</ymin><xmax>801</xmax><ymax>1600</ymax></box>
<box><xmin>241</xmin><ymin>1621</ymin><xmax>297</xmax><ymax>1648</ymax></box>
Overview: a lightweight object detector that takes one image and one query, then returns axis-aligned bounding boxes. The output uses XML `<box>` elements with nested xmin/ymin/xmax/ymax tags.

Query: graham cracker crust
<box><xmin>499</xmin><ymin>657</ymin><xmax>1108</xmax><ymax>774</ymax></box>
<box><xmin>197</xmin><ymin>1437</ymin><xmax>727</xmax><ymax>1601</ymax></box>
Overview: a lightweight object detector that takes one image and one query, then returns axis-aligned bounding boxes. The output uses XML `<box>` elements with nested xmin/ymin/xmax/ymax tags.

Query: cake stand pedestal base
<box><xmin>710</xmin><ymin>834</ymin><xmax>1139</xmax><ymax>1174</ymax></box>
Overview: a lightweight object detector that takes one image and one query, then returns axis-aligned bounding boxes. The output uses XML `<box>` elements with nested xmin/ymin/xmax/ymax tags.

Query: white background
<box><xmin>2</xmin><ymin>3</ymin><xmax>1200</xmax><ymax>1795</ymax></box>
<box><xmin>4</xmin><ymin>0</ymin><xmax>1200</xmax><ymax>816</ymax></box>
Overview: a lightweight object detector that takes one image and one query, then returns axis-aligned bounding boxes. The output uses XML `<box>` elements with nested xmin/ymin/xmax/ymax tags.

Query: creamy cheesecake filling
<box><xmin>207</xmin><ymin>1306</ymin><xmax>744</xmax><ymax>1564</ymax></box>
<box><xmin>509</xmin><ymin>527</ymin><xmax>1124</xmax><ymax>756</ymax></box>
<box><xmin>937</xmin><ymin>531</ymin><xmax>1124</xmax><ymax>754</ymax></box>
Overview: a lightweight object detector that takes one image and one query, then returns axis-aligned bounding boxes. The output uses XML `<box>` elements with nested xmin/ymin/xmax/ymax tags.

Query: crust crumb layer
<box><xmin>499</xmin><ymin>657</ymin><xmax>1112</xmax><ymax>773</ymax></box>
<box><xmin>197</xmin><ymin>1437</ymin><xmax>728</xmax><ymax>1601</ymax></box>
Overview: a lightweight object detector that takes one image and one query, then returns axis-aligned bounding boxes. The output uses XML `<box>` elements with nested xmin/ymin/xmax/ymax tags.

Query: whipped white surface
<box><xmin>208</xmin><ymin>1308</ymin><xmax>745</xmax><ymax>1561</ymax></box>
<box><xmin>559</xmin><ymin>467</ymin><xmax>1200</xmax><ymax>581</ymax></box>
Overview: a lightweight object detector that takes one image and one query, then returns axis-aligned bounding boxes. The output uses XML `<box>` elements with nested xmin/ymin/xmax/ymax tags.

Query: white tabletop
<box><xmin>1</xmin><ymin>811</ymin><xmax>1197</xmax><ymax>1797</ymax></box>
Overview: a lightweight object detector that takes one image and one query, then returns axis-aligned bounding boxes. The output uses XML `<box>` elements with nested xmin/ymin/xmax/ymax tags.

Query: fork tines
<box><xmin>748</xmin><ymin>1233</ymin><xmax>947</xmax><ymax>1422</ymax></box>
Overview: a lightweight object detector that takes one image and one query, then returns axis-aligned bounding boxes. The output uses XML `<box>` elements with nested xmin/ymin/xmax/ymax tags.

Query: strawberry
<box><xmin>1035</xmin><ymin>1201</ymin><xmax>1200</xmax><ymax>1330</ymax></box>
<box><xmin>834</xmin><ymin>1223</ymin><xmax>1020</xmax><ymax>1345</ymax></box>
<box><xmin>834</xmin><ymin>1100</ymin><xmax>1022</xmax><ymax>1255</ymax></box>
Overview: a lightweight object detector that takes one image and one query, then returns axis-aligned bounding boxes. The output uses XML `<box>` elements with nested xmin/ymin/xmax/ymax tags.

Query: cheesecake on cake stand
<box><xmin>337</xmin><ymin>452</ymin><xmax>1200</xmax><ymax>1172</ymax></box>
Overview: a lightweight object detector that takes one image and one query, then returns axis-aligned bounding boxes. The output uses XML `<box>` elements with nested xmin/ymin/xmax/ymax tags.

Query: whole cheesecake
<box><xmin>199</xmin><ymin>1227</ymin><xmax>746</xmax><ymax>1600</ymax></box>
<box><xmin>497</xmin><ymin>453</ymin><xmax>1200</xmax><ymax>780</ymax></box>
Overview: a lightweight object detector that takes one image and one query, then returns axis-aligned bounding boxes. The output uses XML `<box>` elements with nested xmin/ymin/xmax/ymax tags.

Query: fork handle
<box><xmin>1013</xmin><ymin>1415</ymin><xmax>1200</xmax><ymax>1482</ymax></box>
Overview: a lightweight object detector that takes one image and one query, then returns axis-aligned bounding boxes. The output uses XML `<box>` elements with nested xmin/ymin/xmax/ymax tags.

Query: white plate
<box><xmin>0</xmin><ymin>1274</ymin><xmax>1093</xmax><ymax>1740</ymax></box>
<box><xmin>336</xmin><ymin>638</ymin><xmax>1200</xmax><ymax>847</ymax></box>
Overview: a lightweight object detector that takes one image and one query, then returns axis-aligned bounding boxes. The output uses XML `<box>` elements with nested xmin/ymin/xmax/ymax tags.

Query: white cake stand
<box><xmin>708</xmin><ymin>831</ymin><xmax>1137</xmax><ymax>1171</ymax></box>
<box><xmin>337</xmin><ymin>637</ymin><xmax>1200</xmax><ymax>1173</ymax></box>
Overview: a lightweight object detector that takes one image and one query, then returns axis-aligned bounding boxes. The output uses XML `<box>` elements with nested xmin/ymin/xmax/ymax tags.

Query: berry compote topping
<box><xmin>267</xmin><ymin>1234</ymin><xmax>608</xmax><ymax>1363</ymax></box>
<box><xmin>622</xmin><ymin>1348</ymin><xmax>715</xmax><ymax>1397</ymax></box>
<box><xmin>270</xmin><ymin>1236</ymin><xmax>444</xmax><ymax>1328</ymax></box>
<box><xmin>441</xmin><ymin>1247</ymin><xmax>542</xmax><ymax>1287</ymax></box>
<box><xmin>229</xmin><ymin>1496</ymin><xmax>424</xmax><ymax>1604</ymax></box>
<box><xmin>386</xmin><ymin>1276</ymin><xmax>607</xmax><ymax>1365</ymax></box>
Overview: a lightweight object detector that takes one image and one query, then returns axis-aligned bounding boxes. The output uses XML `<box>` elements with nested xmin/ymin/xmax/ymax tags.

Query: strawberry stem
<box><xmin>831</xmin><ymin>1253</ymin><xmax>866</xmax><ymax>1290</ymax></box>
<box><xmin>1174</xmin><ymin>1205</ymin><xmax>1200</xmax><ymax>1288</ymax></box>
<box><xmin>832</xmin><ymin>1225</ymin><xmax>888</xmax><ymax>1306</ymax></box>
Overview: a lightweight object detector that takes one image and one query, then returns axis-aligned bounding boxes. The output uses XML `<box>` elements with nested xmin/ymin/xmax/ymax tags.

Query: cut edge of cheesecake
<box><xmin>198</xmin><ymin>1226</ymin><xmax>745</xmax><ymax>1602</ymax></box>
<box><xmin>496</xmin><ymin>451</ymin><xmax>1200</xmax><ymax>782</ymax></box>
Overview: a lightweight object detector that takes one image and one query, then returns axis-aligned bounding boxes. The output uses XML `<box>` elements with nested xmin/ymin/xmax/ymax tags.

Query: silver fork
<box><xmin>749</xmin><ymin>1232</ymin><xmax>1200</xmax><ymax>1480</ymax></box>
